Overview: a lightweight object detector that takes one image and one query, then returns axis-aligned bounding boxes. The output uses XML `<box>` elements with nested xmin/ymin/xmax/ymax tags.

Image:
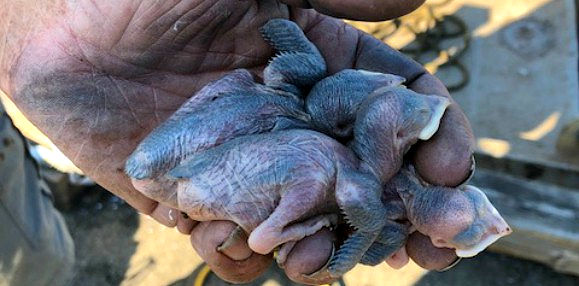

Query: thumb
<box><xmin>281</xmin><ymin>0</ymin><xmax>426</xmax><ymax>21</ymax></box>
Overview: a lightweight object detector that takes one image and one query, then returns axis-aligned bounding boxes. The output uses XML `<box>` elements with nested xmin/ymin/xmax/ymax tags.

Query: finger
<box><xmin>315</xmin><ymin>27</ymin><xmax>474</xmax><ymax>186</ymax></box>
<box><xmin>405</xmin><ymin>232</ymin><xmax>459</xmax><ymax>271</ymax></box>
<box><xmin>385</xmin><ymin>246</ymin><xmax>410</xmax><ymax>269</ymax></box>
<box><xmin>286</xmin><ymin>0</ymin><xmax>426</xmax><ymax>21</ymax></box>
<box><xmin>408</xmin><ymin>74</ymin><xmax>475</xmax><ymax>186</ymax></box>
<box><xmin>107</xmin><ymin>173</ymin><xmax>160</xmax><ymax>216</ymax></box>
<box><xmin>132</xmin><ymin>179</ymin><xmax>188</xmax><ymax>229</ymax></box>
<box><xmin>280</xmin><ymin>0</ymin><xmax>311</xmax><ymax>8</ymax></box>
<box><xmin>283</xmin><ymin>228</ymin><xmax>337</xmax><ymax>285</ymax></box>
<box><xmin>149</xmin><ymin>204</ymin><xmax>178</xmax><ymax>227</ymax></box>
<box><xmin>190</xmin><ymin>221</ymin><xmax>272</xmax><ymax>284</ymax></box>
<box><xmin>131</xmin><ymin>177</ymin><xmax>179</xmax><ymax>208</ymax></box>
<box><xmin>177</xmin><ymin>212</ymin><xmax>198</xmax><ymax>234</ymax></box>
<box><xmin>305</xmin><ymin>19</ymin><xmax>427</xmax><ymax>78</ymax></box>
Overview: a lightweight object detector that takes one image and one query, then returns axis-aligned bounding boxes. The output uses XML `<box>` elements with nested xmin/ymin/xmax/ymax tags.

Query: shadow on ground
<box><xmin>170</xmin><ymin>264</ymin><xmax>346</xmax><ymax>286</ymax></box>
<box><xmin>62</xmin><ymin>186</ymin><xmax>139</xmax><ymax>286</ymax></box>
<box><xmin>415</xmin><ymin>252</ymin><xmax>579</xmax><ymax>286</ymax></box>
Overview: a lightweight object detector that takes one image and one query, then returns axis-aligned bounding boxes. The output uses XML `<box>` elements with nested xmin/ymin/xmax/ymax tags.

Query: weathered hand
<box><xmin>1</xmin><ymin>0</ymin><xmax>473</xmax><ymax>284</ymax></box>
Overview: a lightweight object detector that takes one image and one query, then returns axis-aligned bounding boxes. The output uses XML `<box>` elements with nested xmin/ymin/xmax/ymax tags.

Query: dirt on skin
<box><xmin>61</xmin><ymin>187</ymin><xmax>579</xmax><ymax>286</ymax></box>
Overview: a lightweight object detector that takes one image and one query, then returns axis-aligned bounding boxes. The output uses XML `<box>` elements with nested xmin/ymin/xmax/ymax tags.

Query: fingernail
<box><xmin>216</xmin><ymin>228</ymin><xmax>253</xmax><ymax>261</ymax></box>
<box><xmin>218</xmin><ymin>244</ymin><xmax>253</xmax><ymax>261</ymax></box>
<box><xmin>437</xmin><ymin>257</ymin><xmax>462</xmax><ymax>272</ymax></box>
<box><xmin>304</xmin><ymin>243</ymin><xmax>335</xmax><ymax>279</ymax></box>
<box><xmin>150</xmin><ymin>205</ymin><xmax>178</xmax><ymax>227</ymax></box>
<box><xmin>458</xmin><ymin>155</ymin><xmax>476</xmax><ymax>186</ymax></box>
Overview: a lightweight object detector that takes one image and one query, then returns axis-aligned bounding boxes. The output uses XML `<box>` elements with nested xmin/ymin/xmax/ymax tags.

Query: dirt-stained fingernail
<box><xmin>217</xmin><ymin>229</ymin><xmax>253</xmax><ymax>261</ymax></box>
<box><xmin>150</xmin><ymin>205</ymin><xmax>178</xmax><ymax>227</ymax></box>
<box><xmin>190</xmin><ymin>221</ymin><xmax>272</xmax><ymax>283</ymax></box>
<box><xmin>284</xmin><ymin>228</ymin><xmax>337</xmax><ymax>285</ymax></box>
<box><xmin>176</xmin><ymin>215</ymin><xmax>197</xmax><ymax>234</ymax></box>
<box><xmin>458</xmin><ymin>155</ymin><xmax>476</xmax><ymax>186</ymax></box>
<box><xmin>303</xmin><ymin>244</ymin><xmax>334</xmax><ymax>278</ymax></box>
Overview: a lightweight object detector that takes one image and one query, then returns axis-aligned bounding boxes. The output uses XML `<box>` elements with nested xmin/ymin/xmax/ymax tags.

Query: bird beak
<box><xmin>419</xmin><ymin>95</ymin><xmax>450</xmax><ymax>140</ymax></box>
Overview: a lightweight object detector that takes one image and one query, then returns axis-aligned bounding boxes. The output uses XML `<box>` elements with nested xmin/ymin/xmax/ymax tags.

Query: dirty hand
<box><xmin>0</xmin><ymin>0</ymin><xmax>474</xmax><ymax>284</ymax></box>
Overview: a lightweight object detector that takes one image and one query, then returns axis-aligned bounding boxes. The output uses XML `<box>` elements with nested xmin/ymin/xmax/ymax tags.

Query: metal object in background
<box><xmin>501</xmin><ymin>18</ymin><xmax>556</xmax><ymax>58</ymax></box>
<box><xmin>369</xmin><ymin>1</ymin><xmax>471</xmax><ymax>92</ymax></box>
<box><xmin>556</xmin><ymin>119</ymin><xmax>579</xmax><ymax>156</ymax></box>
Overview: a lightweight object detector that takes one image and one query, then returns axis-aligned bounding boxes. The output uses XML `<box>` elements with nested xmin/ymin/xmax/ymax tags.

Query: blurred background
<box><xmin>1</xmin><ymin>0</ymin><xmax>577</xmax><ymax>285</ymax></box>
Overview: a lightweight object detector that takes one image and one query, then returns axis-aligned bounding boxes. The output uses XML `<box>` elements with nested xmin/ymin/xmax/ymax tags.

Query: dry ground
<box><xmin>62</xmin><ymin>188</ymin><xmax>579</xmax><ymax>286</ymax></box>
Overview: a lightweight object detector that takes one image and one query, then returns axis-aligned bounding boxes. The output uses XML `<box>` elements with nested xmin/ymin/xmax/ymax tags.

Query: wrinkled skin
<box><xmin>306</xmin><ymin>70</ymin><xmax>406</xmax><ymax>138</ymax></box>
<box><xmin>125</xmin><ymin>19</ymin><xmax>326</xmax><ymax>182</ymax></box>
<box><xmin>127</xmin><ymin>19</ymin><xmax>459</xmax><ymax>279</ymax></box>
<box><xmin>260</xmin><ymin>19</ymin><xmax>327</xmax><ymax>95</ymax></box>
<box><xmin>306</xmin><ymin>72</ymin><xmax>450</xmax><ymax>185</ymax></box>
<box><xmin>126</xmin><ymin>20</ymin><xmax>327</xmax><ymax>207</ymax></box>
<box><xmin>0</xmin><ymin>0</ymin><xmax>475</xmax><ymax>283</ymax></box>
<box><xmin>351</xmin><ymin>87</ymin><xmax>450</xmax><ymax>183</ymax></box>
<box><xmin>385</xmin><ymin>167</ymin><xmax>512</xmax><ymax>258</ymax></box>
<box><xmin>124</xmin><ymin>70</ymin><xmax>311</xmax><ymax>181</ymax></box>
<box><xmin>166</xmin><ymin>129</ymin><xmax>406</xmax><ymax>278</ymax></box>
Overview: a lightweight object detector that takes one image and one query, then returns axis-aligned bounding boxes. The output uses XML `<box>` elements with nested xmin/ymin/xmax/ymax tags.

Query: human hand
<box><xmin>1</xmin><ymin>0</ymin><xmax>473</xmax><ymax>284</ymax></box>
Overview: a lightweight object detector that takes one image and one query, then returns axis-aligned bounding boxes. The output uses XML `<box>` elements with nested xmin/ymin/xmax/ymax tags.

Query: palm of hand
<box><xmin>8</xmin><ymin>0</ymin><xmax>474</xmax><ymax>283</ymax></box>
<box><xmin>13</xmin><ymin>0</ymin><xmax>300</xmax><ymax>208</ymax></box>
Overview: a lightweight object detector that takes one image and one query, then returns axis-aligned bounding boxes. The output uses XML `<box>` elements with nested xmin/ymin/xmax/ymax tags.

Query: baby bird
<box><xmin>124</xmin><ymin>19</ymin><xmax>327</xmax><ymax>204</ymax></box>
<box><xmin>387</xmin><ymin>166</ymin><xmax>512</xmax><ymax>258</ymax></box>
<box><xmin>124</xmin><ymin>18</ymin><xmax>511</xmax><ymax>280</ymax></box>
<box><xmin>166</xmin><ymin>129</ymin><xmax>407</xmax><ymax>279</ymax></box>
